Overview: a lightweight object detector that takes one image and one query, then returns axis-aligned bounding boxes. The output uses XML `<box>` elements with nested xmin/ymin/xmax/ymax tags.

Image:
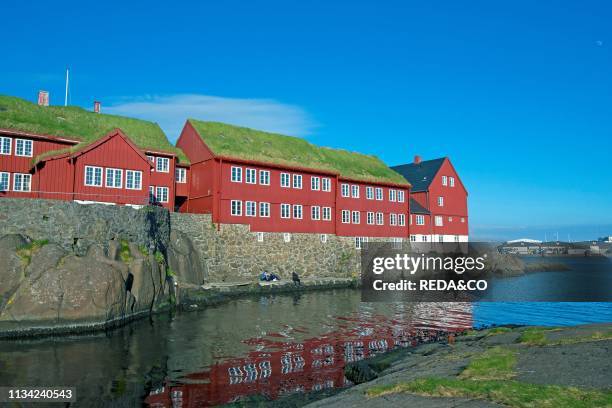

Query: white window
<box><xmin>416</xmin><ymin>215</ymin><xmax>425</xmax><ymax>225</ymax></box>
<box><xmin>280</xmin><ymin>173</ymin><xmax>290</xmax><ymax>187</ymax></box>
<box><xmin>422</xmin><ymin>235</ymin><xmax>428</xmax><ymax>242</ymax></box>
<box><xmin>259</xmin><ymin>170</ymin><xmax>270</xmax><ymax>185</ymax></box>
<box><xmin>0</xmin><ymin>137</ymin><xmax>11</xmax><ymax>155</ymax></box>
<box><xmin>146</xmin><ymin>155</ymin><xmax>155</xmax><ymax>166</ymax></box>
<box><xmin>341</xmin><ymin>210</ymin><xmax>350</xmax><ymax>223</ymax></box>
<box><xmin>281</xmin><ymin>203</ymin><xmax>291</xmax><ymax>218</ymax></box>
<box><xmin>175</xmin><ymin>167</ymin><xmax>187</xmax><ymax>183</ymax></box>
<box><xmin>283</xmin><ymin>233</ymin><xmax>291</xmax><ymax>243</ymax></box>
<box><xmin>341</xmin><ymin>184</ymin><xmax>349</xmax><ymax>197</ymax></box>
<box><xmin>398</xmin><ymin>214</ymin><xmax>406</xmax><ymax>226</ymax></box>
<box><xmin>435</xmin><ymin>215</ymin><xmax>443</xmax><ymax>226</ymax></box>
<box><xmin>450</xmin><ymin>177</ymin><xmax>455</xmax><ymax>187</ymax></box>
<box><xmin>293</xmin><ymin>174</ymin><xmax>302</xmax><ymax>189</ymax></box>
<box><xmin>293</xmin><ymin>204</ymin><xmax>303</xmax><ymax>219</ymax></box>
<box><xmin>320</xmin><ymin>234</ymin><xmax>327</xmax><ymax>243</ymax></box>
<box><xmin>367</xmin><ymin>212</ymin><xmax>374</xmax><ymax>225</ymax></box>
<box><xmin>322</xmin><ymin>207</ymin><xmax>332</xmax><ymax>221</ymax></box>
<box><xmin>366</xmin><ymin>186</ymin><xmax>374</xmax><ymax>200</ymax></box>
<box><xmin>389</xmin><ymin>189</ymin><xmax>397</xmax><ymax>202</ymax></box>
<box><xmin>156</xmin><ymin>186</ymin><xmax>169</xmax><ymax>203</ymax></box>
<box><xmin>355</xmin><ymin>237</ymin><xmax>368</xmax><ymax>249</ymax></box>
<box><xmin>461</xmin><ymin>217</ymin><xmax>465</xmax><ymax>223</ymax></box>
<box><xmin>156</xmin><ymin>157</ymin><xmax>169</xmax><ymax>173</ymax></box>
<box><xmin>448</xmin><ymin>216</ymin><xmax>453</xmax><ymax>222</ymax></box>
<box><xmin>410</xmin><ymin>214</ymin><xmax>413</xmax><ymax>225</ymax></box>
<box><xmin>352</xmin><ymin>211</ymin><xmax>360</xmax><ymax>224</ymax></box>
<box><xmin>375</xmin><ymin>187</ymin><xmax>383</xmax><ymax>200</ymax></box>
<box><xmin>84</xmin><ymin>166</ymin><xmax>103</xmax><ymax>187</ymax></box>
<box><xmin>105</xmin><ymin>168</ymin><xmax>123</xmax><ymax>188</ymax></box>
<box><xmin>390</xmin><ymin>213</ymin><xmax>397</xmax><ymax>226</ymax></box>
<box><xmin>410</xmin><ymin>235</ymin><xmax>417</xmax><ymax>242</ymax></box>
<box><xmin>13</xmin><ymin>173</ymin><xmax>31</xmax><ymax>192</ymax></box>
<box><xmin>311</xmin><ymin>176</ymin><xmax>320</xmax><ymax>191</ymax></box>
<box><xmin>438</xmin><ymin>196</ymin><xmax>444</xmax><ymax>207</ymax></box>
<box><xmin>231</xmin><ymin>166</ymin><xmax>242</xmax><ymax>182</ymax></box>
<box><xmin>442</xmin><ymin>176</ymin><xmax>448</xmax><ymax>186</ymax></box>
<box><xmin>259</xmin><ymin>202</ymin><xmax>270</xmax><ymax>217</ymax></box>
<box><xmin>376</xmin><ymin>212</ymin><xmax>384</xmax><ymax>225</ymax></box>
<box><xmin>15</xmin><ymin>139</ymin><xmax>33</xmax><ymax>157</ymax></box>
<box><xmin>322</xmin><ymin>178</ymin><xmax>331</xmax><ymax>192</ymax></box>
<box><xmin>231</xmin><ymin>200</ymin><xmax>242</xmax><ymax>216</ymax></box>
<box><xmin>455</xmin><ymin>235</ymin><xmax>460</xmax><ymax>242</ymax></box>
<box><xmin>311</xmin><ymin>206</ymin><xmax>321</xmax><ymax>220</ymax></box>
<box><xmin>398</xmin><ymin>190</ymin><xmax>405</xmax><ymax>202</ymax></box>
<box><xmin>392</xmin><ymin>237</ymin><xmax>403</xmax><ymax>249</ymax></box>
<box><xmin>245</xmin><ymin>201</ymin><xmax>257</xmax><ymax>216</ymax></box>
<box><xmin>0</xmin><ymin>172</ymin><xmax>9</xmax><ymax>191</ymax></box>
<box><xmin>246</xmin><ymin>168</ymin><xmax>257</xmax><ymax>184</ymax></box>
<box><xmin>257</xmin><ymin>232</ymin><xmax>264</xmax><ymax>242</ymax></box>
<box><xmin>439</xmin><ymin>235</ymin><xmax>444</xmax><ymax>243</ymax></box>
<box><xmin>149</xmin><ymin>186</ymin><xmax>156</xmax><ymax>203</ymax></box>
<box><xmin>126</xmin><ymin>170</ymin><xmax>142</xmax><ymax>190</ymax></box>
<box><xmin>351</xmin><ymin>185</ymin><xmax>359</xmax><ymax>198</ymax></box>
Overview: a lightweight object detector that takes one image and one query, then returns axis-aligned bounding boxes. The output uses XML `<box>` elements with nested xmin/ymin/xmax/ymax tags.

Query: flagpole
<box><xmin>64</xmin><ymin>67</ymin><xmax>70</xmax><ymax>106</ymax></box>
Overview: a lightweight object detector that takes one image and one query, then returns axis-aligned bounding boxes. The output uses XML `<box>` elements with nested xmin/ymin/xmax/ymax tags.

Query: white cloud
<box><xmin>104</xmin><ymin>94</ymin><xmax>317</xmax><ymax>141</ymax></box>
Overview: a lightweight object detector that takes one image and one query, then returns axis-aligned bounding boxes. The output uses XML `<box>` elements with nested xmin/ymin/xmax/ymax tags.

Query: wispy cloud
<box><xmin>104</xmin><ymin>94</ymin><xmax>317</xmax><ymax>141</ymax></box>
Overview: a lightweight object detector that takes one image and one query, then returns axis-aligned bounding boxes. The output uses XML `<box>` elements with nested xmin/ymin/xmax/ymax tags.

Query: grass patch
<box><xmin>119</xmin><ymin>240</ymin><xmax>132</xmax><ymax>263</ymax></box>
<box><xmin>154</xmin><ymin>250</ymin><xmax>165</xmax><ymax>265</ymax></box>
<box><xmin>16</xmin><ymin>239</ymin><xmax>49</xmax><ymax>266</ymax></box>
<box><xmin>517</xmin><ymin>328</ymin><xmax>548</xmax><ymax>346</ymax></box>
<box><xmin>460</xmin><ymin>346</ymin><xmax>516</xmax><ymax>380</ymax></box>
<box><xmin>138</xmin><ymin>245</ymin><xmax>149</xmax><ymax>257</ymax></box>
<box><xmin>551</xmin><ymin>331</ymin><xmax>612</xmax><ymax>346</ymax></box>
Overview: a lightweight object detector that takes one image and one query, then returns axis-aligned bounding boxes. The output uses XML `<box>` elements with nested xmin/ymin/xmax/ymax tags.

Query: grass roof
<box><xmin>189</xmin><ymin>120</ymin><xmax>409</xmax><ymax>185</ymax></box>
<box><xmin>0</xmin><ymin>95</ymin><xmax>189</xmax><ymax>164</ymax></box>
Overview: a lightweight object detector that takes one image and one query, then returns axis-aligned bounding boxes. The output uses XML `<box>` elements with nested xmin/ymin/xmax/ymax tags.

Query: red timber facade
<box><xmin>392</xmin><ymin>156</ymin><xmax>469</xmax><ymax>242</ymax></box>
<box><xmin>176</xmin><ymin>120</ymin><xmax>411</xmax><ymax>240</ymax></box>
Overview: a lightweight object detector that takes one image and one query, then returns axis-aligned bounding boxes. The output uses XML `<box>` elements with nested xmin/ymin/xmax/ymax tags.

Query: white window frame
<box><xmin>292</xmin><ymin>174</ymin><xmax>302</xmax><ymax>189</ymax></box>
<box><xmin>259</xmin><ymin>170</ymin><xmax>270</xmax><ymax>185</ymax></box>
<box><xmin>0</xmin><ymin>137</ymin><xmax>11</xmax><ymax>155</ymax></box>
<box><xmin>149</xmin><ymin>186</ymin><xmax>156</xmax><ymax>203</ymax></box>
<box><xmin>311</xmin><ymin>176</ymin><xmax>320</xmax><ymax>191</ymax></box>
<box><xmin>0</xmin><ymin>172</ymin><xmax>10</xmax><ymax>191</ymax></box>
<box><xmin>375</xmin><ymin>187</ymin><xmax>383</xmax><ymax>200</ymax></box>
<box><xmin>376</xmin><ymin>212</ymin><xmax>384</xmax><ymax>225</ymax></box>
<box><xmin>105</xmin><ymin>168</ymin><xmax>123</xmax><ymax>189</ymax></box>
<box><xmin>422</xmin><ymin>235</ymin><xmax>428</xmax><ymax>242</ymax></box>
<box><xmin>398</xmin><ymin>214</ymin><xmax>406</xmax><ymax>226</ymax></box>
<box><xmin>84</xmin><ymin>166</ymin><xmax>103</xmax><ymax>187</ymax></box>
<box><xmin>341</xmin><ymin>183</ymin><xmax>349</xmax><ymax>197</ymax></box>
<box><xmin>438</xmin><ymin>196</ymin><xmax>444</xmax><ymax>207</ymax></box>
<box><xmin>355</xmin><ymin>237</ymin><xmax>368</xmax><ymax>249</ymax></box>
<box><xmin>13</xmin><ymin>173</ymin><xmax>31</xmax><ymax>192</ymax></box>
<box><xmin>322</xmin><ymin>178</ymin><xmax>331</xmax><ymax>192</ymax></box>
<box><xmin>461</xmin><ymin>217</ymin><xmax>465</xmax><ymax>223</ymax></box>
<box><xmin>390</xmin><ymin>213</ymin><xmax>397</xmax><ymax>226</ymax></box>
<box><xmin>231</xmin><ymin>200</ymin><xmax>242</xmax><ymax>216</ymax></box>
<box><xmin>311</xmin><ymin>205</ymin><xmax>321</xmax><ymax>220</ymax></box>
<box><xmin>450</xmin><ymin>177</ymin><xmax>455</xmax><ymax>187</ymax></box>
<box><xmin>416</xmin><ymin>215</ymin><xmax>425</xmax><ymax>225</ymax></box>
<box><xmin>293</xmin><ymin>204</ymin><xmax>303</xmax><ymax>219</ymax></box>
<box><xmin>281</xmin><ymin>203</ymin><xmax>291</xmax><ymax>219</ymax></box>
<box><xmin>352</xmin><ymin>210</ymin><xmax>360</xmax><ymax>224</ymax></box>
<box><xmin>435</xmin><ymin>215</ymin><xmax>443</xmax><ymax>226</ymax></box>
<box><xmin>15</xmin><ymin>139</ymin><xmax>33</xmax><ymax>157</ymax></box>
<box><xmin>259</xmin><ymin>202</ymin><xmax>270</xmax><ymax>217</ymax></box>
<box><xmin>351</xmin><ymin>185</ymin><xmax>359</xmax><ymax>198</ymax></box>
<box><xmin>322</xmin><ymin>207</ymin><xmax>332</xmax><ymax>221</ymax></box>
<box><xmin>231</xmin><ymin>166</ymin><xmax>242</xmax><ymax>182</ymax></box>
<box><xmin>156</xmin><ymin>186</ymin><xmax>169</xmax><ymax>203</ymax></box>
<box><xmin>126</xmin><ymin>170</ymin><xmax>143</xmax><ymax>190</ymax></box>
<box><xmin>366</xmin><ymin>186</ymin><xmax>374</xmax><ymax>200</ymax></box>
<box><xmin>320</xmin><ymin>234</ymin><xmax>328</xmax><ymax>243</ymax></box>
<box><xmin>448</xmin><ymin>216</ymin><xmax>453</xmax><ymax>222</ymax></box>
<box><xmin>283</xmin><ymin>233</ymin><xmax>291</xmax><ymax>243</ymax></box>
<box><xmin>398</xmin><ymin>190</ymin><xmax>405</xmax><ymax>202</ymax></box>
<box><xmin>367</xmin><ymin>211</ymin><xmax>374</xmax><ymax>225</ymax></box>
<box><xmin>341</xmin><ymin>210</ymin><xmax>350</xmax><ymax>224</ymax></box>
<box><xmin>245</xmin><ymin>168</ymin><xmax>257</xmax><ymax>184</ymax></box>
<box><xmin>280</xmin><ymin>172</ymin><xmax>290</xmax><ymax>188</ymax></box>
<box><xmin>245</xmin><ymin>201</ymin><xmax>257</xmax><ymax>217</ymax></box>
<box><xmin>442</xmin><ymin>175</ymin><xmax>448</xmax><ymax>186</ymax></box>
<box><xmin>410</xmin><ymin>235</ymin><xmax>417</xmax><ymax>242</ymax></box>
<box><xmin>389</xmin><ymin>189</ymin><xmax>397</xmax><ymax>202</ymax></box>
<box><xmin>257</xmin><ymin>232</ymin><xmax>264</xmax><ymax>242</ymax></box>
<box><xmin>156</xmin><ymin>157</ymin><xmax>170</xmax><ymax>173</ymax></box>
<box><xmin>175</xmin><ymin>167</ymin><xmax>187</xmax><ymax>183</ymax></box>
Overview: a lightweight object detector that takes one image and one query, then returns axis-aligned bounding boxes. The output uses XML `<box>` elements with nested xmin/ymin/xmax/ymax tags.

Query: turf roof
<box><xmin>0</xmin><ymin>95</ymin><xmax>189</xmax><ymax>164</ymax></box>
<box><xmin>188</xmin><ymin>120</ymin><xmax>409</xmax><ymax>185</ymax></box>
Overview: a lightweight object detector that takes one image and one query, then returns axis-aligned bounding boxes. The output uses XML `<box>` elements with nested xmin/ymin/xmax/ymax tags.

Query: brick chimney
<box><xmin>414</xmin><ymin>155</ymin><xmax>422</xmax><ymax>164</ymax></box>
<box><xmin>37</xmin><ymin>90</ymin><xmax>49</xmax><ymax>106</ymax></box>
<box><xmin>93</xmin><ymin>101</ymin><xmax>101</xmax><ymax>113</ymax></box>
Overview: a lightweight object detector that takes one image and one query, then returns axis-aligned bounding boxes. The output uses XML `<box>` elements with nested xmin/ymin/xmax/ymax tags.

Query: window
<box><xmin>175</xmin><ymin>167</ymin><xmax>187</xmax><ymax>183</ymax></box>
<box><xmin>398</xmin><ymin>190</ymin><xmax>405</xmax><ymax>202</ymax></box>
<box><xmin>283</xmin><ymin>233</ymin><xmax>291</xmax><ymax>243</ymax></box>
<box><xmin>351</xmin><ymin>185</ymin><xmax>359</xmax><ymax>198</ymax></box>
<box><xmin>245</xmin><ymin>201</ymin><xmax>257</xmax><ymax>216</ymax></box>
<box><xmin>410</xmin><ymin>214</ymin><xmax>412</xmax><ymax>225</ymax></box>
<box><xmin>15</xmin><ymin>139</ymin><xmax>33</xmax><ymax>157</ymax></box>
<box><xmin>422</xmin><ymin>235</ymin><xmax>428</xmax><ymax>242</ymax></box>
<box><xmin>352</xmin><ymin>211</ymin><xmax>360</xmax><ymax>224</ymax></box>
<box><xmin>257</xmin><ymin>232</ymin><xmax>264</xmax><ymax>242</ymax></box>
<box><xmin>84</xmin><ymin>166</ymin><xmax>103</xmax><ymax>186</ymax></box>
<box><xmin>439</xmin><ymin>235</ymin><xmax>444</xmax><ymax>243</ymax></box>
<box><xmin>398</xmin><ymin>214</ymin><xmax>406</xmax><ymax>226</ymax></box>
<box><xmin>392</xmin><ymin>238</ymin><xmax>403</xmax><ymax>250</ymax></box>
<box><xmin>341</xmin><ymin>210</ymin><xmax>350</xmax><ymax>223</ymax></box>
<box><xmin>322</xmin><ymin>207</ymin><xmax>332</xmax><ymax>221</ymax></box>
<box><xmin>156</xmin><ymin>186</ymin><xmax>169</xmax><ymax>203</ymax></box>
<box><xmin>461</xmin><ymin>217</ymin><xmax>465</xmax><ymax>223</ymax></box>
<box><xmin>375</xmin><ymin>187</ymin><xmax>383</xmax><ymax>200</ymax></box>
<box><xmin>320</xmin><ymin>234</ymin><xmax>327</xmax><ymax>243</ymax></box>
<box><xmin>156</xmin><ymin>157</ymin><xmax>169</xmax><ymax>173</ymax></box>
<box><xmin>389</xmin><ymin>189</ymin><xmax>397</xmax><ymax>202</ymax></box>
<box><xmin>442</xmin><ymin>176</ymin><xmax>448</xmax><ymax>186</ymax></box>
<box><xmin>366</xmin><ymin>186</ymin><xmax>374</xmax><ymax>200</ymax></box>
<box><xmin>341</xmin><ymin>184</ymin><xmax>349</xmax><ymax>197</ymax></box>
<box><xmin>435</xmin><ymin>216</ymin><xmax>443</xmax><ymax>226</ymax></box>
<box><xmin>149</xmin><ymin>186</ymin><xmax>156</xmax><ymax>203</ymax></box>
<box><xmin>448</xmin><ymin>216</ymin><xmax>453</xmax><ymax>222</ymax></box>
<box><xmin>410</xmin><ymin>235</ymin><xmax>417</xmax><ymax>242</ymax></box>
<box><xmin>281</xmin><ymin>203</ymin><xmax>291</xmax><ymax>218</ymax></box>
<box><xmin>437</xmin><ymin>196</ymin><xmax>444</xmax><ymax>207</ymax></box>
<box><xmin>367</xmin><ymin>212</ymin><xmax>374</xmax><ymax>225</ymax></box>
<box><xmin>293</xmin><ymin>204</ymin><xmax>303</xmax><ymax>219</ymax></box>
<box><xmin>311</xmin><ymin>206</ymin><xmax>321</xmax><ymax>220</ymax></box>
<box><xmin>454</xmin><ymin>235</ymin><xmax>460</xmax><ymax>242</ymax></box>
<box><xmin>13</xmin><ymin>173</ymin><xmax>31</xmax><ymax>192</ymax></box>
<box><xmin>259</xmin><ymin>202</ymin><xmax>270</xmax><ymax>217</ymax></box>
<box><xmin>260</xmin><ymin>170</ymin><xmax>270</xmax><ymax>185</ymax></box>
<box><xmin>231</xmin><ymin>200</ymin><xmax>242</xmax><ymax>216</ymax></box>
<box><xmin>231</xmin><ymin>166</ymin><xmax>242</xmax><ymax>182</ymax></box>
<box><xmin>0</xmin><ymin>172</ymin><xmax>9</xmax><ymax>191</ymax></box>
<box><xmin>416</xmin><ymin>215</ymin><xmax>425</xmax><ymax>225</ymax></box>
<box><xmin>246</xmin><ymin>168</ymin><xmax>257</xmax><ymax>184</ymax></box>
<box><xmin>355</xmin><ymin>237</ymin><xmax>368</xmax><ymax>249</ymax></box>
<box><xmin>311</xmin><ymin>176</ymin><xmax>320</xmax><ymax>190</ymax></box>
<box><xmin>390</xmin><ymin>213</ymin><xmax>397</xmax><ymax>226</ymax></box>
<box><xmin>322</xmin><ymin>178</ymin><xmax>331</xmax><ymax>192</ymax></box>
<box><xmin>450</xmin><ymin>177</ymin><xmax>455</xmax><ymax>187</ymax></box>
<box><xmin>105</xmin><ymin>168</ymin><xmax>123</xmax><ymax>189</ymax></box>
<box><xmin>376</xmin><ymin>212</ymin><xmax>384</xmax><ymax>225</ymax></box>
<box><xmin>0</xmin><ymin>137</ymin><xmax>11</xmax><ymax>155</ymax></box>
<box><xmin>280</xmin><ymin>173</ymin><xmax>290</xmax><ymax>187</ymax></box>
<box><xmin>126</xmin><ymin>170</ymin><xmax>142</xmax><ymax>190</ymax></box>
<box><xmin>293</xmin><ymin>174</ymin><xmax>302</xmax><ymax>189</ymax></box>
<box><xmin>146</xmin><ymin>155</ymin><xmax>155</xmax><ymax>167</ymax></box>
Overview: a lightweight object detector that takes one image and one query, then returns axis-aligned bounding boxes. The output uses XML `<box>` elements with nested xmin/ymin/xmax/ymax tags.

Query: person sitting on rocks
<box><xmin>292</xmin><ymin>271</ymin><xmax>301</xmax><ymax>286</ymax></box>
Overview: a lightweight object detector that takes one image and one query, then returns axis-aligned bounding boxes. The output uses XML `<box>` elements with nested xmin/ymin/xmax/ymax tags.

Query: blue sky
<box><xmin>2</xmin><ymin>0</ymin><xmax>611</xmax><ymax>240</ymax></box>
